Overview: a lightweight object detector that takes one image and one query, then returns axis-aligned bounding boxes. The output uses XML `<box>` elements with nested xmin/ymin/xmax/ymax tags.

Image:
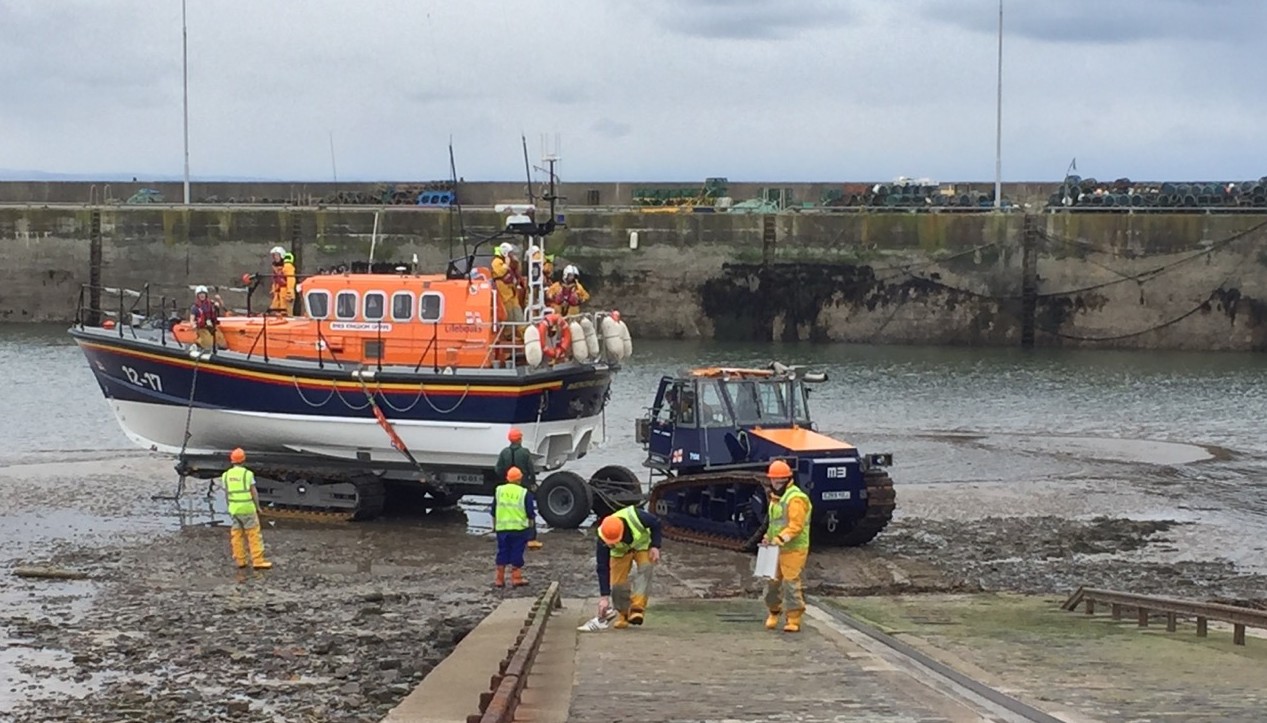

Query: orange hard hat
<box><xmin>508</xmin><ymin>428</ymin><xmax>523</xmax><ymax>443</ymax></box>
<box><xmin>767</xmin><ymin>459</ymin><xmax>792</xmax><ymax>480</ymax></box>
<box><xmin>598</xmin><ymin>515</ymin><xmax>625</xmax><ymax>545</ymax></box>
<box><xmin>506</xmin><ymin>466</ymin><xmax>523</xmax><ymax>483</ymax></box>
<box><xmin>230</xmin><ymin>448</ymin><xmax>246</xmax><ymax>463</ymax></box>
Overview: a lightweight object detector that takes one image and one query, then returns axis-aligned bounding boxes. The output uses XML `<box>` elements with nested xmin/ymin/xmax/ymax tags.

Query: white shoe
<box><xmin>577</xmin><ymin>609</ymin><xmax>618</xmax><ymax>632</ymax></box>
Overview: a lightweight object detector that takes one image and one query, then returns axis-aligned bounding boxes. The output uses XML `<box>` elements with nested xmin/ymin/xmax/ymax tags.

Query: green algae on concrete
<box><xmin>826</xmin><ymin>593</ymin><xmax>1267</xmax><ymax>722</ymax></box>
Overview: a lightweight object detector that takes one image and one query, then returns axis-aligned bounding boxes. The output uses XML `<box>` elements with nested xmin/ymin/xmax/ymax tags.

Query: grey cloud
<box><xmin>920</xmin><ymin>0</ymin><xmax>1266</xmax><ymax>45</ymax></box>
<box><xmin>591</xmin><ymin>118</ymin><xmax>632</xmax><ymax>139</ymax></box>
<box><xmin>647</xmin><ymin>0</ymin><xmax>853</xmax><ymax>40</ymax></box>
<box><xmin>0</xmin><ymin>3</ymin><xmax>179</xmax><ymax>111</ymax></box>
<box><xmin>1</xmin><ymin>0</ymin><xmax>1264</xmax><ymax>183</ymax></box>
<box><xmin>542</xmin><ymin>87</ymin><xmax>590</xmax><ymax>105</ymax></box>
<box><xmin>404</xmin><ymin>88</ymin><xmax>482</xmax><ymax>105</ymax></box>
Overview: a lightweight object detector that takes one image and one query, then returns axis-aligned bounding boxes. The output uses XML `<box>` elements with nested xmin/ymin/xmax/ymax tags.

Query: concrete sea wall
<box><xmin>0</xmin><ymin>179</ymin><xmax>1061</xmax><ymax>208</ymax></box>
<box><xmin>3</xmin><ymin>205</ymin><xmax>1266</xmax><ymax>351</ymax></box>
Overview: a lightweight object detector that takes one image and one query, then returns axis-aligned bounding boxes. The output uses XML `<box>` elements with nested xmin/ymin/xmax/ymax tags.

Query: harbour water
<box><xmin>8</xmin><ymin>323</ymin><xmax>1267</xmax><ymax>460</ymax></box>
<box><xmin>4</xmin><ymin>323</ymin><xmax>1267</xmax><ymax>562</ymax></box>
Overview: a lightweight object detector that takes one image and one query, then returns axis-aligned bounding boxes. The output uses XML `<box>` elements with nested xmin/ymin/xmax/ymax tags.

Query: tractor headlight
<box><xmin>867</xmin><ymin>453</ymin><xmax>893</xmax><ymax>468</ymax></box>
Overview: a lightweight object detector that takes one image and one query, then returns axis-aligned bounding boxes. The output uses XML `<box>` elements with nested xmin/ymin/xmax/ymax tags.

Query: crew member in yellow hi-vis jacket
<box><xmin>221</xmin><ymin>448</ymin><xmax>273</xmax><ymax>570</ymax></box>
<box><xmin>762</xmin><ymin>459</ymin><xmax>811</xmax><ymax>632</ymax></box>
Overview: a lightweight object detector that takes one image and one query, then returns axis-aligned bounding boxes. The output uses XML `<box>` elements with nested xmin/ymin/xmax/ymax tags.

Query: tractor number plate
<box><xmin>820</xmin><ymin>491</ymin><xmax>851</xmax><ymax>501</ymax></box>
<box><xmin>439</xmin><ymin>472</ymin><xmax>486</xmax><ymax>486</ymax></box>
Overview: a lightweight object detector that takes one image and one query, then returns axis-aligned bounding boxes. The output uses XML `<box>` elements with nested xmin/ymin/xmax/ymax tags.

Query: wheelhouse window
<box><xmin>696</xmin><ymin>380</ymin><xmax>733</xmax><ymax>428</ymax></box>
<box><xmin>791</xmin><ymin>381</ymin><xmax>812</xmax><ymax>425</ymax></box>
<box><xmin>334</xmin><ymin>291</ymin><xmax>358</xmax><ymax>320</ymax></box>
<box><xmin>391</xmin><ymin>292</ymin><xmax>414</xmax><ymax>321</ymax></box>
<box><xmin>363</xmin><ymin>292</ymin><xmax>386</xmax><ymax>321</ymax></box>
<box><xmin>724</xmin><ymin>379</ymin><xmax>790</xmax><ymax>425</ymax></box>
<box><xmin>756</xmin><ymin>381</ymin><xmax>789</xmax><ymax>419</ymax></box>
<box><xmin>306</xmin><ymin>290</ymin><xmax>330</xmax><ymax>319</ymax></box>
<box><xmin>656</xmin><ymin>382</ymin><xmax>695</xmax><ymax>426</ymax></box>
<box><xmin>419</xmin><ymin>292</ymin><xmax>443</xmax><ymax>322</ymax></box>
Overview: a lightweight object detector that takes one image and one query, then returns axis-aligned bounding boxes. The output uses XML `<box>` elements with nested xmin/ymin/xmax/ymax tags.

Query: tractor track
<box><xmin>647</xmin><ymin>468</ymin><xmax>897</xmax><ymax>553</ymax></box>
<box><xmin>647</xmin><ymin>470</ymin><xmax>770</xmax><ymax>552</ymax></box>
<box><xmin>198</xmin><ymin>463</ymin><xmax>391</xmax><ymax>523</ymax></box>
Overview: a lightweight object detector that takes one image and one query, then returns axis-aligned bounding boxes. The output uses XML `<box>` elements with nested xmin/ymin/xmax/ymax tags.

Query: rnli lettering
<box><xmin>121</xmin><ymin>365</ymin><xmax>164</xmax><ymax>393</ymax></box>
<box><xmin>328</xmin><ymin>322</ymin><xmax>393</xmax><ymax>333</ymax></box>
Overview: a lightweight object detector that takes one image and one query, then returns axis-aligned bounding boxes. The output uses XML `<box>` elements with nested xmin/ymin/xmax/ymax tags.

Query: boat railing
<box><xmin>74</xmin><ymin>282</ymin><xmax>183</xmax><ymax>344</ymax></box>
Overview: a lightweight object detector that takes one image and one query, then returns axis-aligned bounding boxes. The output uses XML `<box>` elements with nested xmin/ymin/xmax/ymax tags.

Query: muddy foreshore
<box><xmin>2</xmin><ymin>449</ymin><xmax>1265</xmax><ymax>722</ymax></box>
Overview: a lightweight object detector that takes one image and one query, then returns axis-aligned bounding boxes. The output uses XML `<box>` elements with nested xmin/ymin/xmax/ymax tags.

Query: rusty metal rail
<box><xmin>468</xmin><ymin>582</ymin><xmax>562</xmax><ymax>723</ymax></box>
<box><xmin>1063</xmin><ymin>586</ymin><xmax>1267</xmax><ymax>646</ymax></box>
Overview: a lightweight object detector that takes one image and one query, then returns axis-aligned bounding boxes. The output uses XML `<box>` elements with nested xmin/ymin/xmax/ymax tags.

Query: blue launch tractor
<box><xmin>628</xmin><ymin>363</ymin><xmax>896</xmax><ymax>552</ymax></box>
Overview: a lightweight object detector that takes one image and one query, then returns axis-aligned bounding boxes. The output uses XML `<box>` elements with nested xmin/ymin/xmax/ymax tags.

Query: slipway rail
<box><xmin>468</xmin><ymin>581</ymin><xmax>562</xmax><ymax>723</ymax></box>
<box><xmin>1063</xmin><ymin>586</ymin><xmax>1267</xmax><ymax>646</ymax></box>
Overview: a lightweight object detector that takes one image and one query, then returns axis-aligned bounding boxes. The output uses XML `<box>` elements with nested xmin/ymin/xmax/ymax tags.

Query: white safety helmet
<box><xmin>270</xmin><ymin>246</ymin><xmax>285</xmax><ymax>256</ymax></box>
<box><xmin>194</xmin><ymin>285</ymin><xmax>208</xmax><ymax>295</ymax></box>
<box><xmin>497</xmin><ymin>242</ymin><xmax>517</xmax><ymax>257</ymax></box>
<box><xmin>563</xmin><ymin>264</ymin><xmax>579</xmax><ymax>279</ymax></box>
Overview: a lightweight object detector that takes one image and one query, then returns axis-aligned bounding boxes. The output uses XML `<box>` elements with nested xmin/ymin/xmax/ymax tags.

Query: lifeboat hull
<box><xmin>71</xmin><ymin>328</ymin><xmax>613</xmax><ymax>473</ymax></box>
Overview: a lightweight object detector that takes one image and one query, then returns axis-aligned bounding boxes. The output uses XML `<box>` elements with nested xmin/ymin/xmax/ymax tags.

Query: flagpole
<box><xmin>182</xmin><ymin>0</ymin><xmax>190</xmax><ymax>205</ymax></box>
<box><xmin>993</xmin><ymin>0</ymin><xmax>1003</xmax><ymax>210</ymax></box>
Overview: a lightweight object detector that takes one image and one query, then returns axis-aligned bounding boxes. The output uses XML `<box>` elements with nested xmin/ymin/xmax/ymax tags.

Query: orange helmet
<box><xmin>598</xmin><ymin>515</ymin><xmax>625</xmax><ymax>545</ymax></box>
<box><xmin>508</xmin><ymin>428</ymin><xmax>523</xmax><ymax>443</ymax></box>
<box><xmin>506</xmin><ymin>466</ymin><xmax>523</xmax><ymax>483</ymax></box>
<box><xmin>767</xmin><ymin>459</ymin><xmax>792</xmax><ymax>480</ymax></box>
<box><xmin>229</xmin><ymin>448</ymin><xmax>246</xmax><ymax>463</ymax></box>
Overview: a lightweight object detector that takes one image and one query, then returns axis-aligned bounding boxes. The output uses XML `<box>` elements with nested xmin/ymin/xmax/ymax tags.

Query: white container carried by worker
<box><xmin>753</xmin><ymin>544</ymin><xmax>779</xmax><ymax>579</ymax></box>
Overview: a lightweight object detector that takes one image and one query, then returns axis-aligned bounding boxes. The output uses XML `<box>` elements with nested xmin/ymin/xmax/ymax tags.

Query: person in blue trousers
<box><xmin>491</xmin><ymin>466</ymin><xmax>535</xmax><ymax>587</ymax></box>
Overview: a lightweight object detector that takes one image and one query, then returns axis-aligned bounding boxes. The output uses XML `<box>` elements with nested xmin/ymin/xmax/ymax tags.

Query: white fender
<box><xmin>600</xmin><ymin>316</ymin><xmax>624</xmax><ymax>361</ymax></box>
<box><xmin>618</xmin><ymin>319</ymin><xmax>633</xmax><ymax>359</ymax></box>
<box><xmin>568</xmin><ymin>321</ymin><xmax>589</xmax><ymax>362</ymax></box>
<box><xmin>523</xmin><ymin>324</ymin><xmax>543</xmax><ymax>368</ymax></box>
<box><xmin>580</xmin><ymin>317</ymin><xmax>601</xmax><ymax>360</ymax></box>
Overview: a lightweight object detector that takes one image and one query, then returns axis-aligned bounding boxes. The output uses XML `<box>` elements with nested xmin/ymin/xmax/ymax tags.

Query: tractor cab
<box><xmin>637</xmin><ymin>365</ymin><xmax>834</xmax><ymax>474</ymax></box>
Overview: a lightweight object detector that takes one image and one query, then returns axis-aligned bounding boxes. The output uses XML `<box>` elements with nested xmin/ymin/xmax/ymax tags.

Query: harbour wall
<box><xmin>3</xmin><ymin>205</ymin><xmax>1267</xmax><ymax>351</ymax></box>
<box><xmin>0</xmin><ymin>179</ymin><xmax>1058</xmax><ymax>208</ymax></box>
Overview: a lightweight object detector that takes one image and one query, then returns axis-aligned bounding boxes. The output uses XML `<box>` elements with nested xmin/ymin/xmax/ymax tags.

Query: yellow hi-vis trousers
<box><xmin>228</xmin><ymin>512</ymin><xmax>269</xmax><ymax>569</ymax></box>
<box><xmin>764</xmin><ymin>548</ymin><xmax>808</xmax><ymax>616</ymax></box>
<box><xmin>610</xmin><ymin>549</ymin><xmax>655</xmax><ymax>618</ymax></box>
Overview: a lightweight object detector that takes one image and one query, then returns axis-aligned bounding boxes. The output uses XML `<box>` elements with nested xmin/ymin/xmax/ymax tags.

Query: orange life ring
<box><xmin>536</xmin><ymin>313</ymin><xmax>571</xmax><ymax>360</ymax></box>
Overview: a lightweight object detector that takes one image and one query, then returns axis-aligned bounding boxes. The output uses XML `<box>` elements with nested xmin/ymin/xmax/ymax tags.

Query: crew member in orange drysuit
<box><xmin>268</xmin><ymin>246</ymin><xmax>296</xmax><ymax>315</ymax></box>
<box><xmin>491</xmin><ymin>242</ymin><xmax>524</xmax><ymax>360</ymax></box>
<box><xmin>189</xmin><ymin>285</ymin><xmax>226</xmax><ymax>351</ymax></box>
<box><xmin>546</xmin><ymin>264</ymin><xmax>590</xmax><ymax>316</ymax></box>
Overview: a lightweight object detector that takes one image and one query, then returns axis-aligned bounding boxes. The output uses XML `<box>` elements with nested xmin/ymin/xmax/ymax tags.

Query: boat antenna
<box><xmin>369</xmin><ymin>209</ymin><xmax>381</xmax><ymax>265</ymax></box>
<box><xmin>328</xmin><ymin>131</ymin><xmax>341</xmax><ymax>213</ymax></box>
<box><xmin>328</xmin><ymin>130</ymin><xmax>348</xmax><ymax>269</ymax></box>
<box><xmin>521</xmin><ymin>134</ymin><xmax>536</xmax><ymax>206</ymax></box>
<box><xmin>448</xmin><ymin>138</ymin><xmax>469</xmax><ymax>261</ymax></box>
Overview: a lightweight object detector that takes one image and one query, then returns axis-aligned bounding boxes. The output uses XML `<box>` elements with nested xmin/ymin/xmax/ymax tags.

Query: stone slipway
<box><xmin>382</xmin><ymin>595</ymin><xmax>578</xmax><ymax>723</ymax></box>
<box><xmin>384</xmin><ymin>595</ymin><xmax>1058</xmax><ymax>723</ymax></box>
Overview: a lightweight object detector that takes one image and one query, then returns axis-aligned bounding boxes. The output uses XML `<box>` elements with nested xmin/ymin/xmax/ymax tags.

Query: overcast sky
<box><xmin>2</xmin><ymin>0</ymin><xmax>1264</xmax><ymax>183</ymax></box>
